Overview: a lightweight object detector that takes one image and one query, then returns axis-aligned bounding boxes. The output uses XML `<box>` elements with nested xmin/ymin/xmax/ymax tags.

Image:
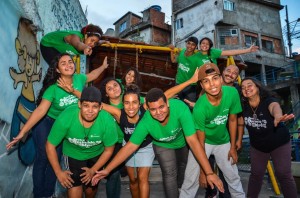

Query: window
<box><xmin>224</xmin><ymin>0</ymin><xmax>235</xmax><ymax>11</ymax></box>
<box><xmin>244</xmin><ymin>35</ymin><xmax>258</xmax><ymax>47</ymax></box>
<box><xmin>175</xmin><ymin>18</ymin><xmax>183</xmax><ymax>30</ymax></box>
<box><xmin>120</xmin><ymin>21</ymin><xmax>127</xmax><ymax>33</ymax></box>
<box><xmin>219</xmin><ymin>29</ymin><xmax>238</xmax><ymax>45</ymax></box>
<box><xmin>262</xmin><ymin>39</ymin><xmax>274</xmax><ymax>53</ymax></box>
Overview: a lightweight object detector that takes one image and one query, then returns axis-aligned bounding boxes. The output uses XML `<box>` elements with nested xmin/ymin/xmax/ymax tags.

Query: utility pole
<box><xmin>285</xmin><ymin>5</ymin><xmax>292</xmax><ymax>57</ymax></box>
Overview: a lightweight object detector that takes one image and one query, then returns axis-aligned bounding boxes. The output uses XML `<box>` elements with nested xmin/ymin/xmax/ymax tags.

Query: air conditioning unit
<box><xmin>230</xmin><ymin>29</ymin><xmax>238</xmax><ymax>36</ymax></box>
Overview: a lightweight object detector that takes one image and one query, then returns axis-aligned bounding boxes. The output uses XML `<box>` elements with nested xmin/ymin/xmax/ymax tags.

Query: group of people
<box><xmin>6</xmin><ymin>25</ymin><xmax>298</xmax><ymax>198</ymax></box>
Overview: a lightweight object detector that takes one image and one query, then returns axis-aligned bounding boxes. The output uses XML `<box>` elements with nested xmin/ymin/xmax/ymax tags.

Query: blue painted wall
<box><xmin>0</xmin><ymin>0</ymin><xmax>87</xmax><ymax>197</ymax></box>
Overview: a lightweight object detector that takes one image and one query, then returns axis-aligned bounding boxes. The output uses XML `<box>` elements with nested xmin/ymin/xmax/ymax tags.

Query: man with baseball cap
<box><xmin>170</xmin><ymin>36</ymin><xmax>202</xmax><ymax>105</ymax></box>
<box><xmin>180</xmin><ymin>63</ymin><xmax>245</xmax><ymax>198</ymax></box>
<box><xmin>46</xmin><ymin>86</ymin><xmax>118</xmax><ymax>198</ymax></box>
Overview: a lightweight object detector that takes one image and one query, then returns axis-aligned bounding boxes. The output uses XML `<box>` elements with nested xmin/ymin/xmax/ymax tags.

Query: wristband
<box><xmin>206</xmin><ymin>172</ymin><xmax>215</xmax><ymax>176</ymax></box>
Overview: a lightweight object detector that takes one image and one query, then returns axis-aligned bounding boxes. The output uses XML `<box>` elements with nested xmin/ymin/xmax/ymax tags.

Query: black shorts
<box><xmin>64</xmin><ymin>155</ymin><xmax>100</xmax><ymax>188</ymax></box>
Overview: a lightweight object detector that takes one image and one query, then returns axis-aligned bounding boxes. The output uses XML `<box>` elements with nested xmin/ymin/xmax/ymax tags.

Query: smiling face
<box><xmin>147</xmin><ymin>98</ymin><xmax>170</xmax><ymax>124</ymax></box>
<box><xmin>200</xmin><ymin>74</ymin><xmax>222</xmax><ymax>96</ymax></box>
<box><xmin>199</xmin><ymin>39</ymin><xmax>211</xmax><ymax>53</ymax></box>
<box><xmin>222</xmin><ymin>65</ymin><xmax>239</xmax><ymax>86</ymax></box>
<box><xmin>125</xmin><ymin>70</ymin><xmax>135</xmax><ymax>85</ymax></box>
<box><xmin>105</xmin><ymin>80</ymin><xmax>122</xmax><ymax>100</ymax></box>
<box><xmin>185</xmin><ymin>41</ymin><xmax>197</xmax><ymax>53</ymax></box>
<box><xmin>56</xmin><ymin>55</ymin><xmax>75</xmax><ymax>76</ymax></box>
<box><xmin>241</xmin><ymin>79</ymin><xmax>259</xmax><ymax>99</ymax></box>
<box><xmin>84</xmin><ymin>35</ymin><xmax>100</xmax><ymax>48</ymax></box>
<box><xmin>79</xmin><ymin>101</ymin><xmax>101</xmax><ymax>123</ymax></box>
<box><xmin>123</xmin><ymin>93</ymin><xmax>140</xmax><ymax>118</ymax></box>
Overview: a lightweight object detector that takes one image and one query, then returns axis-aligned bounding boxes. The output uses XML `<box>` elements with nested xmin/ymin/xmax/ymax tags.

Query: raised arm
<box><xmin>164</xmin><ymin>68</ymin><xmax>199</xmax><ymax>99</ymax></box>
<box><xmin>6</xmin><ymin>99</ymin><xmax>51</xmax><ymax>149</ymax></box>
<box><xmin>169</xmin><ymin>44</ymin><xmax>178</xmax><ymax>63</ymax></box>
<box><xmin>86</xmin><ymin>56</ymin><xmax>109</xmax><ymax>83</ymax></box>
<box><xmin>221</xmin><ymin>44</ymin><xmax>259</xmax><ymax>56</ymax></box>
<box><xmin>102</xmin><ymin>103</ymin><xmax>121</xmax><ymax>123</ymax></box>
<box><xmin>64</xmin><ymin>34</ymin><xmax>92</xmax><ymax>55</ymax></box>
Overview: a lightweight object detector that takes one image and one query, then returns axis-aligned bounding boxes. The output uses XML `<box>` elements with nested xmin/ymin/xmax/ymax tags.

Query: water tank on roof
<box><xmin>151</xmin><ymin>5</ymin><xmax>161</xmax><ymax>12</ymax></box>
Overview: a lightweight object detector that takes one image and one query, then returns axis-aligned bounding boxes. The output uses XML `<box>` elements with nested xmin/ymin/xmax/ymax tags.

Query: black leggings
<box><xmin>40</xmin><ymin>44</ymin><xmax>61</xmax><ymax>66</ymax></box>
<box><xmin>153</xmin><ymin>144</ymin><xmax>189</xmax><ymax>198</ymax></box>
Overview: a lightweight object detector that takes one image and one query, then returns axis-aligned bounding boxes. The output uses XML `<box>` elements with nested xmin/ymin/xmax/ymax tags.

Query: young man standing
<box><xmin>170</xmin><ymin>36</ymin><xmax>202</xmax><ymax>103</ymax></box>
<box><xmin>180</xmin><ymin>63</ymin><xmax>245</xmax><ymax>198</ymax></box>
<box><xmin>92</xmin><ymin>88</ymin><xmax>224</xmax><ymax>198</ymax></box>
<box><xmin>46</xmin><ymin>86</ymin><xmax>118</xmax><ymax>198</ymax></box>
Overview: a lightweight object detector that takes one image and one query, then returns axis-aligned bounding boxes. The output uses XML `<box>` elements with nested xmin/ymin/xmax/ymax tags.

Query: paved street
<box><xmin>95</xmin><ymin>164</ymin><xmax>299</xmax><ymax>198</ymax></box>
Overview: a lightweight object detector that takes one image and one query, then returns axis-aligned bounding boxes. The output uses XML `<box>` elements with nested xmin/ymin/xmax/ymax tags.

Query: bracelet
<box><xmin>206</xmin><ymin>172</ymin><xmax>215</xmax><ymax>176</ymax></box>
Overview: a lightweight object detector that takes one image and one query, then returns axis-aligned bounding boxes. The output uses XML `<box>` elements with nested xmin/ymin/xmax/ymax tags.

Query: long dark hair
<box><xmin>99</xmin><ymin>77</ymin><xmax>123</xmax><ymax>104</ymax></box>
<box><xmin>199</xmin><ymin>37</ymin><xmax>213</xmax><ymax>62</ymax></box>
<box><xmin>122</xmin><ymin>84</ymin><xmax>141</xmax><ymax>104</ymax></box>
<box><xmin>36</xmin><ymin>53</ymin><xmax>72</xmax><ymax>105</ymax></box>
<box><xmin>121</xmin><ymin>67</ymin><xmax>142</xmax><ymax>88</ymax></box>
<box><xmin>241</xmin><ymin>77</ymin><xmax>279</xmax><ymax>107</ymax></box>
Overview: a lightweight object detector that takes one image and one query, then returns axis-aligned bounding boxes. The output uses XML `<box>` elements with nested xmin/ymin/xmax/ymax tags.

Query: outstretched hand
<box><xmin>249</xmin><ymin>44</ymin><xmax>259</xmax><ymax>52</ymax></box>
<box><xmin>274</xmin><ymin>113</ymin><xmax>295</xmax><ymax>127</ymax></box>
<box><xmin>92</xmin><ymin>169</ymin><xmax>110</xmax><ymax>186</ymax></box>
<box><xmin>6</xmin><ymin>132</ymin><xmax>25</xmax><ymax>150</ymax></box>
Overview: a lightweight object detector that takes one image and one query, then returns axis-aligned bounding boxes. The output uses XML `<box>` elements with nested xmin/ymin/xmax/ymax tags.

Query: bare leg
<box><xmin>137</xmin><ymin>167</ymin><xmax>151</xmax><ymax>198</ymax></box>
<box><xmin>127</xmin><ymin>166</ymin><xmax>139</xmax><ymax>198</ymax></box>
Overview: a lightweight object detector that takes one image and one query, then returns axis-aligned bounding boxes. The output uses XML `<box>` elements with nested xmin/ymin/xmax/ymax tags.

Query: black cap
<box><xmin>80</xmin><ymin>86</ymin><xmax>102</xmax><ymax>103</ymax></box>
<box><xmin>185</xmin><ymin>36</ymin><xmax>198</xmax><ymax>45</ymax></box>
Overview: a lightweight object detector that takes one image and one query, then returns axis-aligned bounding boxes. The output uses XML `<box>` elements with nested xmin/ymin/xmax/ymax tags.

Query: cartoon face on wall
<box><xmin>9</xmin><ymin>18</ymin><xmax>41</xmax><ymax>165</ymax></box>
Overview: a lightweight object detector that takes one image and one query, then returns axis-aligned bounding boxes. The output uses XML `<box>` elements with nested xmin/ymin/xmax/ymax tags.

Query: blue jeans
<box><xmin>106</xmin><ymin>143</ymin><xmax>122</xmax><ymax>198</ymax></box>
<box><xmin>32</xmin><ymin>116</ymin><xmax>62</xmax><ymax>198</ymax></box>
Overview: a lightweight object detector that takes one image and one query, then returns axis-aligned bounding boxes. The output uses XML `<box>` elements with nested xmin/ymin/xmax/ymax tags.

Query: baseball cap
<box><xmin>185</xmin><ymin>36</ymin><xmax>198</xmax><ymax>45</ymax></box>
<box><xmin>198</xmin><ymin>63</ymin><xmax>221</xmax><ymax>81</ymax></box>
<box><xmin>80</xmin><ymin>86</ymin><xmax>102</xmax><ymax>103</ymax></box>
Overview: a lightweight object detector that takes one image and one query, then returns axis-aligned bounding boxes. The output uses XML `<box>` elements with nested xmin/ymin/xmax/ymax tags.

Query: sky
<box><xmin>79</xmin><ymin>0</ymin><xmax>300</xmax><ymax>54</ymax></box>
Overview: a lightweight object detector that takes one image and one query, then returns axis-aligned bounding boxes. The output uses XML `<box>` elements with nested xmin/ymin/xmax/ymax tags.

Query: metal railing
<box><xmin>250</xmin><ymin>61</ymin><xmax>300</xmax><ymax>85</ymax></box>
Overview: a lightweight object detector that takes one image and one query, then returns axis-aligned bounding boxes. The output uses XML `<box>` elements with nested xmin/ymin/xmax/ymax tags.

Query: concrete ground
<box><xmin>95</xmin><ymin>164</ymin><xmax>299</xmax><ymax>198</ymax></box>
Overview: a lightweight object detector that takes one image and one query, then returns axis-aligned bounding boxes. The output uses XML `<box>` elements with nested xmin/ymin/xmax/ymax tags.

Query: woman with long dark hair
<box><xmin>6</xmin><ymin>53</ymin><xmax>108</xmax><ymax>198</ymax></box>
<box><xmin>198</xmin><ymin>37</ymin><xmax>258</xmax><ymax>65</ymax></box>
<box><xmin>240</xmin><ymin>77</ymin><xmax>297</xmax><ymax>197</ymax></box>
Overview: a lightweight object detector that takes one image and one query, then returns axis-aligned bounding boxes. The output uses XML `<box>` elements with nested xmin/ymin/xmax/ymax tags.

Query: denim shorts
<box><xmin>125</xmin><ymin>143</ymin><xmax>154</xmax><ymax>167</ymax></box>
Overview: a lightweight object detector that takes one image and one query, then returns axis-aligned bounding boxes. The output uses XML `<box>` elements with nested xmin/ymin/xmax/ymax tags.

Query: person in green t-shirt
<box><xmin>40</xmin><ymin>24</ymin><xmax>110</xmax><ymax>66</ymax></box>
<box><xmin>46</xmin><ymin>86</ymin><xmax>117</xmax><ymax>198</ymax></box>
<box><xmin>6</xmin><ymin>53</ymin><xmax>108</xmax><ymax>198</ymax></box>
<box><xmin>170</xmin><ymin>36</ymin><xmax>202</xmax><ymax>104</ymax></box>
<box><xmin>92</xmin><ymin>88</ymin><xmax>224</xmax><ymax>198</ymax></box>
<box><xmin>198</xmin><ymin>37</ymin><xmax>259</xmax><ymax>66</ymax></box>
<box><xmin>180</xmin><ymin>63</ymin><xmax>245</xmax><ymax>198</ymax></box>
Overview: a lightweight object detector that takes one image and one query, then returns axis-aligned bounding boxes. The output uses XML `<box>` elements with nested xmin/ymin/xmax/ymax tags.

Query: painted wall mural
<box><xmin>9</xmin><ymin>17</ymin><xmax>41</xmax><ymax>166</ymax></box>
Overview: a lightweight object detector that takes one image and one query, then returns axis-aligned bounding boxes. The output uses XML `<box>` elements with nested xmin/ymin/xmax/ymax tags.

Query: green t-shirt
<box><xmin>130</xmin><ymin>99</ymin><xmax>195</xmax><ymax>149</ymax></box>
<box><xmin>193</xmin><ymin>86</ymin><xmax>242</xmax><ymax>145</ymax></box>
<box><xmin>48</xmin><ymin>106</ymin><xmax>117</xmax><ymax>160</ymax></box>
<box><xmin>41</xmin><ymin>30</ymin><xmax>84</xmax><ymax>55</ymax></box>
<box><xmin>43</xmin><ymin>74</ymin><xmax>87</xmax><ymax>119</ymax></box>
<box><xmin>175</xmin><ymin>49</ymin><xmax>203</xmax><ymax>84</ymax></box>
<box><xmin>197</xmin><ymin>48</ymin><xmax>222</xmax><ymax>66</ymax></box>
